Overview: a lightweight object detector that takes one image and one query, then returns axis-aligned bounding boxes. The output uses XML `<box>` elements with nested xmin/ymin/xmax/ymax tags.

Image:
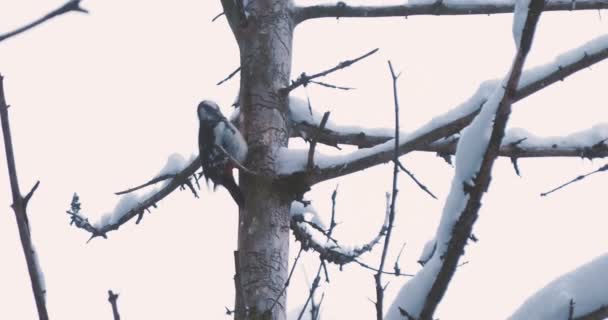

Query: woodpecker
<box><xmin>197</xmin><ymin>100</ymin><xmax>248</xmax><ymax>207</ymax></box>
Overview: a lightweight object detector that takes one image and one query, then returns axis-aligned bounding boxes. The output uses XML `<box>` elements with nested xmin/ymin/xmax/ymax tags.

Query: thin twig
<box><xmin>297</xmin><ymin>187</ymin><xmax>340</xmax><ymax>320</ymax></box>
<box><xmin>215</xmin><ymin>145</ymin><xmax>258</xmax><ymax>175</ymax></box>
<box><xmin>115</xmin><ymin>174</ymin><xmax>176</xmax><ymax>195</ymax></box>
<box><xmin>281</xmin><ymin>48</ymin><xmax>379</xmax><ymax>94</ymax></box>
<box><xmin>312</xmin><ymin>292</ymin><xmax>325</xmax><ymax>320</ymax></box>
<box><xmin>212</xmin><ymin>11</ymin><xmax>225</xmax><ymax>22</ymax></box>
<box><xmin>307</xmin><ymin>111</ymin><xmax>331</xmax><ymax>170</ymax></box>
<box><xmin>310</xmin><ymin>80</ymin><xmax>355</xmax><ymax>90</ymax></box>
<box><xmin>355</xmin><ymin>259</ymin><xmax>414</xmax><ymax>277</ymax></box>
<box><xmin>216</xmin><ymin>66</ymin><xmax>242</xmax><ymax>86</ymax></box>
<box><xmin>396</xmin><ymin>160</ymin><xmax>438</xmax><ymax>199</ymax></box>
<box><xmin>269</xmin><ymin>247</ymin><xmax>304</xmax><ymax>312</ymax></box>
<box><xmin>540</xmin><ymin>163</ymin><xmax>608</xmax><ymax>197</ymax></box>
<box><xmin>393</xmin><ymin>242</ymin><xmax>407</xmax><ymax>276</ymax></box>
<box><xmin>297</xmin><ymin>264</ymin><xmax>322</xmax><ymax>320</ymax></box>
<box><xmin>375</xmin><ymin>60</ymin><xmax>402</xmax><ymax>320</ymax></box>
<box><xmin>0</xmin><ymin>0</ymin><xmax>88</xmax><ymax>43</ymax></box>
<box><xmin>0</xmin><ymin>75</ymin><xmax>49</xmax><ymax>320</ymax></box>
<box><xmin>108</xmin><ymin>290</ymin><xmax>121</xmax><ymax>320</ymax></box>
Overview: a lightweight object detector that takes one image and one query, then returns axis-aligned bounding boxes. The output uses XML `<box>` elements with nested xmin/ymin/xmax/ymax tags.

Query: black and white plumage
<box><xmin>197</xmin><ymin>100</ymin><xmax>248</xmax><ymax>207</ymax></box>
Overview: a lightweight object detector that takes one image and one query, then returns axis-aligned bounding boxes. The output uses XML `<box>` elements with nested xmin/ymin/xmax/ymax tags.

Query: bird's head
<box><xmin>197</xmin><ymin>100</ymin><xmax>223</xmax><ymax>121</ymax></box>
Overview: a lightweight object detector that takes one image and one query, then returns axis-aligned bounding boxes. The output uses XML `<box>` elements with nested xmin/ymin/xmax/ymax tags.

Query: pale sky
<box><xmin>1</xmin><ymin>1</ymin><xmax>607</xmax><ymax>319</ymax></box>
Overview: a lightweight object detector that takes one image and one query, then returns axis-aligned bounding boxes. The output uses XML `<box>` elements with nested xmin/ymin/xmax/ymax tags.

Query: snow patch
<box><xmin>509</xmin><ymin>254</ymin><xmax>608</xmax><ymax>319</ymax></box>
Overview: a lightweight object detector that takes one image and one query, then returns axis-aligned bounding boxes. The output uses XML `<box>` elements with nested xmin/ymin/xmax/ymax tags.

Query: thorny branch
<box><xmin>281</xmin><ymin>48</ymin><xmax>379</xmax><ymax>94</ymax></box>
<box><xmin>0</xmin><ymin>0</ymin><xmax>88</xmax><ymax>43</ymax></box>
<box><xmin>0</xmin><ymin>75</ymin><xmax>49</xmax><ymax>320</ymax></box>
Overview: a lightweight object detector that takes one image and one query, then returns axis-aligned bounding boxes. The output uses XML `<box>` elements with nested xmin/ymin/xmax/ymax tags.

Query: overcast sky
<box><xmin>1</xmin><ymin>1</ymin><xmax>607</xmax><ymax>319</ymax></box>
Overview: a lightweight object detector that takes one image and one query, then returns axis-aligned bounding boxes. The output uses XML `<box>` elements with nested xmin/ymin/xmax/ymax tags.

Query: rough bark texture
<box><xmin>229</xmin><ymin>1</ymin><xmax>294</xmax><ymax>319</ymax></box>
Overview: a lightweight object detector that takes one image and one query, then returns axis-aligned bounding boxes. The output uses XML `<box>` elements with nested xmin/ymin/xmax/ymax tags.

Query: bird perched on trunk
<box><xmin>197</xmin><ymin>100</ymin><xmax>248</xmax><ymax>207</ymax></box>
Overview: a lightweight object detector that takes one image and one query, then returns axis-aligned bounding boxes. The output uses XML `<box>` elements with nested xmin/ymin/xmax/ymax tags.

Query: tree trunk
<box><xmin>230</xmin><ymin>1</ymin><xmax>294</xmax><ymax>319</ymax></box>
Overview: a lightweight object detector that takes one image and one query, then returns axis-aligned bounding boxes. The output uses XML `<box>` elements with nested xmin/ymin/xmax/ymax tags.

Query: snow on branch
<box><xmin>67</xmin><ymin>154</ymin><xmax>201</xmax><ymax>241</ymax></box>
<box><xmin>293</xmin><ymin>0</ymin><xmax>608</xmax><ymax>23</ymax></box>
<box><xmin>431</xmin><ymin>126</ymin><xmax>608</xmax><ymax>158</ymax></box>
<box><xmin>280</xmin><ymin>34</ymin><xmax>608</xmax><ymax>186</ymax></box>
<box><xmin>508</xmin><ymin>254</ymin><xmax>608</xmax><ymax>320</ymax></box>
<box><xmin>386</xmin><ymin>0</ymin><xmax>543</xmax><ymax>317</ymax></box>
<box><xmin>290</xmin><ymin>195</ymin><xmax>389</xmax><ymax>267</ymax></box>
<box><xmin>0</xmin><ymin>0</ymin><xmax>88</xmax><ymax>43</ymax></box>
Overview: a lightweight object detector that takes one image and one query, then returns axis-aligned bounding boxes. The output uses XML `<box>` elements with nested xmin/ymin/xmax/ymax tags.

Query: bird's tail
<box><xmin>223</xmin><ymin>176</ymin><xmax>245</xmax><ymax>208</ymax></box>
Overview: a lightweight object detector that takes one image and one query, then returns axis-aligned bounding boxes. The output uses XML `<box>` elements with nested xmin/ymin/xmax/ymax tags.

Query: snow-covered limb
<box><xmin>293</xmin><ymin>0</ymin><xmax>608</xmax><ymax>23</ymax></box>
<box><xmin>281</xmin><ymin>34</ymin><xmax>608</xmax><ymax>186</ymax></box>
<box><xmin>67</xmin><ymin>154</ymin><xmax>201</xmax><ymax>240</ymax></box>
<box><xmin>425</xmin><ymin>126</ymin><xmax>608</xmax><ymax>159</ymax></box>
<box><xmin>386</xmin><ymin>0</ymin><xmax>543</xmax><ymax>317</ymax></box>
<box><xmin>0</xmin><ymin>75</ymin><xmax>49</xmax><ymax>320</ymax></box>
<box><xmin>290</xmin><ymin>197</ymin><xmax>389</xmax><ymax>267</ymax></box>
<box><xmin>0</xmin><ymin>0</ymin><xmax>88</xmax><ymax>43</ymax></box>
<box><xmin>508</xmin><ymin>254</ymin><xmax>608</xmax><ymax>320</ymax></box>
<box><xmin>294</xmin><ymin>121</ymin><xmax>608</xmax><ymax>160</ymax></box>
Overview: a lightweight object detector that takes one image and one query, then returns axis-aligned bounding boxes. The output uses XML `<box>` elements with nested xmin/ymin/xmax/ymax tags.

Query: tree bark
<box><xmin>229</xmin><ymin>1</ymin><xmax>294</xmax><ymax>319</ymax></box>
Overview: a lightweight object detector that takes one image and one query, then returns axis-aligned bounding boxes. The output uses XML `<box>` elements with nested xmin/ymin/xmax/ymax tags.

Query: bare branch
<box><xmin>0</xmin><ymin>75</ymin><xmax>49</xmax><ymax>320</ymax></box>
<box><xmin>293</xmin><ymin>0</ymin><xmax>608</xmax><ymax>23</ymax></box>
<box><xmin>0</xmin><ymin>0</ymin><xmax>88</xmax><ymax>43</ymax></box>
<box><xmin>309</xmin><ymin>80</ymin><xmax>355</xmax><ymax>91</ymax></box>
<box><xmin>374</xmin><ymin>60</ymin><xmax>401</xmax><ymax>320</ymax></box>
<box><xmin>23</xmin><ymin>180</ymin><xmax>41</xmax><ymax>206</ymax></box>
<box><xmin>115</xmin><ymin>174</ymin><xmax>175</xmax><ymax>195</ymax></box>
<box><xmin>211</xmin><ymin>11</ymin><xmax>225</xmax><ymax>22</ymax></box>
<box><xmin>540</xmin><ymin>162</ymin><xmax>608</xmax><ymax>197</ymax></box>
<box><xmin>269</xmin><ymin>247</ymin><xmax>304</xmax><ymax>313</ymax></box>
<box><xmin>281</xmin><ymin>33</ymin><xmax>608</xmax><ymax>186</ymax></box>
<box><xmin>217</xmin><ymin>66</ymin><xmax>241</xmax><ymax>86</ymax></box>
<box><xmin>396</xmin><ymin>161</ymin><xmax>438</xmax><ymax>199</ymax></box>
<box><xmin>297</xmin><ymin>264</ymin><xmax>322</xmax><ymax>320</ymax></box>
<box><xmin>297</xmin><ymin>188</ymin><xmax>339</xmax><ymax>320</ymax></box>
<box><xmin>107</xmin><ymin>290</ymin><xmax>121</xmax><ymax>320</ymax></box>
<box><xmin>281</xmin><ymin>48</ymin><xmax>379</xmax><ymax>94</ymax></box>
<box><xmin>67</xmin><ymin>157</ymin><xmax>201</xmax><ymax>240</ymax></box>
<box><xmin>307</xmin><ymin>111</ymin><xmax>331</xmax><ymax>170</ymax></box>
<box><xmin>215</xmin><ymin>145</ymin><xmax>259</xmax><ymax>175</ymax></box>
